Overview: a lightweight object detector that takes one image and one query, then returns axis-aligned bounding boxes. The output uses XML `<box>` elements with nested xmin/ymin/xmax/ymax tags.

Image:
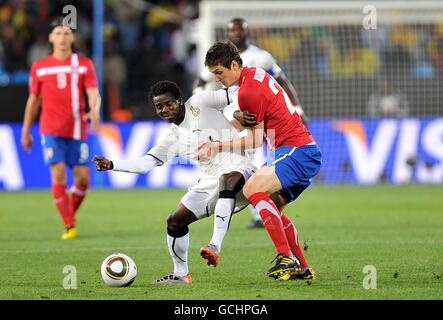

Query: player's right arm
<box><xmin>94</xmin><ymin>127</ymin><xmax>179</xmax><ymax>174</ymax></box>
<box><xmin>21</xmin><ymin>94</ymin><xmax>41</xmax><ymax>153</ymax></box>
<box><xmin>22</xmin><ymin>62</ymin><xmax>42</xmax><ymax>153</ymax></box>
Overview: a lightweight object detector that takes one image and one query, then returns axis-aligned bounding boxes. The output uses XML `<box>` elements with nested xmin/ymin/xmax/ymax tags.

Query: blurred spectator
<box><xmin>102</xmin><ymin>22</ymin><xmax>130</xmax><ymax>121</ymax></box>
<box><xmin>368</xmin><ymin>80</ymin><xmax>409</xmax><ymax>117</ymax></box>
<box><xmin>428</xmin><ymin>24</ymin><xmax>443</xmax><ymax>74</ymax></box>
<box><xmin>27</xmin><ymin>30</ymin><xmax>48</xmax><ymax>66</ymax></box>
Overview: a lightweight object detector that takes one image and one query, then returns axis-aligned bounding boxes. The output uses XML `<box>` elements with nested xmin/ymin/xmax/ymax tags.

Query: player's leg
<box><xmin>67</xmin><ymin>139</ymin><xmax>90</xmax><ymax>220</ymax></box>
<box><xmin>270</xmin><ymin>192</ymin><xmax>311</xmax><ymax>277</ymax></box>
<box><xmin>154</xmin><ymin>191</ymin><xmax>205</xmax><ymax>284</ymax></box>
<box><xmin>50</xmin><ymin>161</ymin><xmax>74</xmax><ymax>228</ymax></box>
<box><xmin>42</xmin><ymin>135</ymin><xmax>75</xmax><ymax>238</ymax></box>
<box><xmin>201</xmin><ymin>171</ymin><xmax>246</xmax><ymax>266</ymax></box>
<box><xmin>243</xmin><ymin>166</ymin><xmax>297</xmax><ymax>279</ymax></box>
<box><xmin>268</xmin><ymin>144</ymin><xmax>322</xmax><ymax>280</ymax></box>
<box><xmin>70</xmin><ymin>166</ymin><xmax>89</xmax><ymax>220</ymax></box>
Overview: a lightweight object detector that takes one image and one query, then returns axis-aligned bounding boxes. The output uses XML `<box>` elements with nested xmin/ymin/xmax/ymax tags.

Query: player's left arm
<box><xmin>84</xmin><ymin>59</ymin><xmax>101</xmax><ymax>132</ymax></box>
<box><xmin>86</xmin><ymin>87</ymin><xmax>101</xmax><ymax>132</ymax></box>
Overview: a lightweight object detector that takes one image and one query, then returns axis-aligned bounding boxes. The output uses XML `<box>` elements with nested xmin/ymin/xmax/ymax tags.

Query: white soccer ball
<box><xmin>101</xmin><ymin>253</ymin><xmax>137</xmax><ymax>287</ymax></box>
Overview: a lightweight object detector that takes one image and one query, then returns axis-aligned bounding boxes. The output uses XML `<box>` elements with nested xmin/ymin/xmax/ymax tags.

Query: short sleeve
<box><xmin>29</xmin><ymin>63</ymin><xmax>41</xmax><ymax>96</ymax></box>
<box><xmin>84</xmin><ymin>59</ymin><xmax>98</xmax><ymax>89</ymax></box>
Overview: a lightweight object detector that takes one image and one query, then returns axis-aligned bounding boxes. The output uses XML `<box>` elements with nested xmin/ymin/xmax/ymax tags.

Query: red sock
<box><xmin>51</xmin><ymin>184</ymin><xmax>74</xmax><ymax>227</ymax></box>
<box><xmin>70</xmin><ymin>184</ymin><xmax>88</xmax><ymax>218</ymax></box>
<box><xmin>281</xmin><ymin>214</ymin><xmax>308</xmax><ymax>268</ymax></box>
<box><xmin>248</xmin><ymin>192</ymin><xmax>290</xmax><ymax>257</ymax></box>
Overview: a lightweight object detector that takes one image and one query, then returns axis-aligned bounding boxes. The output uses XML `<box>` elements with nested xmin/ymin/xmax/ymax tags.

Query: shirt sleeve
<box><xmin>29</xmin><ymin>63</ymin><xmax>41</xmax><ymax>96</ymax></box>
<box><xmin>112</xmin><ymin>154</ymin><xmax>161</xmax><ymax>174</ymax></box>
<box><xmin>146</xmin><ymin>127</ymin><xmax>179</xmax><ymax>163</ymax></box>
<box><xmin>238</xmin><ymin>86</ymin><xmax>266</xmax><ymax>122</ymax></box>
<box><xmin>189</xmin><ymin>89</ymin><xmax>232</xmax><ymax>111</ymax></box>
<box><xmin>262</xmin><ymin>51</ymin><xmax>282</xmax><ymax>79</ymax></box>
<box><xmin>84</xmin><ymin>59</ymin><xmax>98</xmax><ymax>89</ymax></box>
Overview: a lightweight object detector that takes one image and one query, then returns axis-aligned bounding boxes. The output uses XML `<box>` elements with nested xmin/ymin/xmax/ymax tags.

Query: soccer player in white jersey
<box><xmin>93</xmin><ymin>81</ymin><xmax>255</xmax><ymax>284</ymax></box>
<box><xmin>195</xmin><ymin>17</ymin><xmax>308</xmax><ymax>228</ymax></box>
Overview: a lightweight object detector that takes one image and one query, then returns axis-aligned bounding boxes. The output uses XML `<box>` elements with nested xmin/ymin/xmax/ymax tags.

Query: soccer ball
<box><xmin>101</xmin><ymin>253</ymin><xmax>137</xmax><ymax>287</ymax></box>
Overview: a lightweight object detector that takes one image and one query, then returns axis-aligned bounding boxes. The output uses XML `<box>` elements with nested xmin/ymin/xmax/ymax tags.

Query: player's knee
<box><xmin>243</xmin><ymin>175</ymin><xmax>268</xmax><ymax>198</ymax></box>
<box><xmin>75</xmin><ymin>177</ymin><xmax>89</xmax><ymax>189</ymax></box>
<box><xmin>219</xmin><ymin>172</ymin><xmax>245</xmax><ymax>194</ymax></box>
<box><xmin>166</xmin><ymin>213</ymin><xmax>188</xmax><ymax>237</ymax></box>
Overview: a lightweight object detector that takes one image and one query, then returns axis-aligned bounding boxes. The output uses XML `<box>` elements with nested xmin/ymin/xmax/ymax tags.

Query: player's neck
<box><xmin>52</xmin><ymin>50</ymin><xmax>72</xmax><ymax>61</ymax></box>
<box><xmin>174</xmin><ymin>106</ymin><xmax>186</xmax><ymax>125</ymax></box>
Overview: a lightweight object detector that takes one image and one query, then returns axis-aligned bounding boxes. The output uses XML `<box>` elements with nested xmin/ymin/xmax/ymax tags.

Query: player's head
<box><xmin>226</xmin><ymin>17</ymin><xmax>249</xmax><ymax>50</ymax></box>
<box><xmin>149</xmin><ymin>81</ymin><xmax>185</xmax><ymax>124</ymax></box>
<box><xmin>205</xmin><ymin>41</ymin><xmax>243</xmax><ymax>87</ymax></box>
<box><xmin>48</xmin><ymin>16</ymin><xmax>76</xmax><ymax>54</ymax></box>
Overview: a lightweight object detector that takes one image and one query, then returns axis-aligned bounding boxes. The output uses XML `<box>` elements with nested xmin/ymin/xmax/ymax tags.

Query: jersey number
<box><xmin>268</xmin><ymin>78</ymin><xmax>296</xmax><ymax>115</ymax></box>
<box><xmin>57</xmin><ymin>73</ymin><xmax>67</xmax><ymax>89</ymax></box>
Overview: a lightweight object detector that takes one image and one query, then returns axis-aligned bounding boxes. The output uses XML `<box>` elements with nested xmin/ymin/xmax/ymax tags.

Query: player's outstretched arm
<box><xmin>21</xmin><ymin>94</ymin><xmax>40</xmax><ymax>153</ymax></box>
<box><xmin>93</xmin><ymin>154</ymin><xmax>163</xmax><ymax>174</ymax></box>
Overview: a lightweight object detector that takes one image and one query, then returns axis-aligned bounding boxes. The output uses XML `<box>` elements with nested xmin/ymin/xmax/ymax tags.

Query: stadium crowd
<box><xmin>1</xmin><ymin>0</ymin><xmax>442</xmax><ymax>119</ymax></box>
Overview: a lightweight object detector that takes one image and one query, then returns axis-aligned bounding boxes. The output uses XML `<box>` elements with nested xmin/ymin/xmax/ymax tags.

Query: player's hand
<box><xmin>93</xmin><ymin>155</ymin><xmax>113</xmax><ymax>171</ymax></box>
<box><xmin>84</xmin><ymin>112</ymin><xmax>100</xmax><ymax>133</ymax></box>
<box><xmin>21</xmin><ymin>133</ymin><xmax>33</xmax><ymax>153</ymax></box>
<box><xmin>196</xmin><ymin>142</ymin><xmax>219</xmax><ymax>161</ymax></box>
<box><xmin>233</xmin><ymin>110</ymin><xmax>257</xmax><ymax>127</ymax></box>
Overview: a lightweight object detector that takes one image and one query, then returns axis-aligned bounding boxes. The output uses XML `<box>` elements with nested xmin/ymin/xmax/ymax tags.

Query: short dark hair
<box><xmin>50</xmin><ymin>16</ymin><xmax>76</xmax><ymax>33</ymax></box>
<box><xmin>149</xmin><ymin>80</ymin><xmax>182</xmax><ymax>104</ymax></box>
<box><xmin>49</xmin><ymin>16</ymin><xmax>76</xmax><ymax>54</ymax></box>
<box><xmin>204</xmin><ymin>41</ymin><xmax>243</xmax><ymax>69</ymax></box>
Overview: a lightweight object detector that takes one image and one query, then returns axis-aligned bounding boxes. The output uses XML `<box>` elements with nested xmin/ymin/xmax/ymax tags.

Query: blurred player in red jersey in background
<box><xmin>199</xmin><ymin>41</ymin><xmax>321</xmax><ymax>281</ymax></box>
<box><xmin>21</xmin><ymin>17</ymin><xmax>101</xmax><ymax>240</ymax></box>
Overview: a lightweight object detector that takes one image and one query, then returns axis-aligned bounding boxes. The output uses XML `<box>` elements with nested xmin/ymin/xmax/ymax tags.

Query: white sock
<box><xmin>167</xmin><ymin>233</ymin><xmax>189</xmax><ymax>277</ymax></box>
<box><xmin>249</xmin><ymin>205</ymin><xmax>261</xmax><ymax>221</ymax></box>
<box><xmin>209</xmin><ymin>198</ymin><xmax>235</xmax><ymax>252</ymax></box>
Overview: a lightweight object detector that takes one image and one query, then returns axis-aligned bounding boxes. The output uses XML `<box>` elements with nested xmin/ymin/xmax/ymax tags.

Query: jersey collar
<box><xmin>238</xmin><ymin>67</ymin><xmax>248</xmax><ymax>86</ymax></box>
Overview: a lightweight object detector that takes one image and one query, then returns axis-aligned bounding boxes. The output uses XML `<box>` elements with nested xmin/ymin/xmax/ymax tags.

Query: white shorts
<box><xmin>180</xmin><ymin>167</ymin><xmax>254</xmax><ymax>219</ymax></box>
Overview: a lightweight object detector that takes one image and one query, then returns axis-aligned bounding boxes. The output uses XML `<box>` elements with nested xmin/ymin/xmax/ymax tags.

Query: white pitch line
<box><xmin>0</xmin><ymin>239</ymin><xmax>441</xmax><ymax>255</ymax></box>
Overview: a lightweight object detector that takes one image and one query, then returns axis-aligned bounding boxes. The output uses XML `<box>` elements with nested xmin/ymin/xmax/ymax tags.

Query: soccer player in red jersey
<box><xmin>199</xmin><ymin>41</ymin><xmax>322</xmax><ymax>280</ymax></box>
<box><xmin>21</xmin><ymin>17</ymin><xmax>101</xmax><ymax>240</ymax></box>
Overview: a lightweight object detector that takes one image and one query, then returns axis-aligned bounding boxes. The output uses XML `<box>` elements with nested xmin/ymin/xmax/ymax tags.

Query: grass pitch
<box><xmin>0</xmin><ymin>185</ymin><xmax>442</xmax><ymax>300</ymax></box>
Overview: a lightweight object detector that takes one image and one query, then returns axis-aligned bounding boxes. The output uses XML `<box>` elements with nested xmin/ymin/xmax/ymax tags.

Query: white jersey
<box><xmin>147</xmin><ymin>90</ymin><xmax>254</xmax><ymax>177</ymax></box>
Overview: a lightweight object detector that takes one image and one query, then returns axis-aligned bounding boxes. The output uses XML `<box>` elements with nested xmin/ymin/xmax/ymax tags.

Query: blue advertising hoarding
<box><xmin>0</xmin><ymin>118</ymin><xmax>442</xmax><ymax>190</ymax></box>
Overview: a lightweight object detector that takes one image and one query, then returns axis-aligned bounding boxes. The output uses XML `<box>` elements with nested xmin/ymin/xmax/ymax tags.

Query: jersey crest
<box><xmin>189</xmin><ymin>105</ymin><xmax>200</xmax><ymax>117</ymax></box>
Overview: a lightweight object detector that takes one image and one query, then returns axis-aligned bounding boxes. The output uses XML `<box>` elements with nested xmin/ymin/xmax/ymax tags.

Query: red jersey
<box><xmin>237</xmin><ymin>67</ymin><xmax>314</xmax><ymax>148</ymax></box>
<box><xmin>29</xmin><ymin>54</ymin><xmax>98</xmax><ymax>140</ymax></box>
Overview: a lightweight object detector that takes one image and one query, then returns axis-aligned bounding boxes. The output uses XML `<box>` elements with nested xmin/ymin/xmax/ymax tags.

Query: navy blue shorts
<box><xmin>41</xmin><ymin>135</ymin><xmax>89</xmax><ymax>167</ymax></box>
<box><xmin>271</xmin><ymin>144</ymin><xmax>322</xmax><ymax>203</ymax></box>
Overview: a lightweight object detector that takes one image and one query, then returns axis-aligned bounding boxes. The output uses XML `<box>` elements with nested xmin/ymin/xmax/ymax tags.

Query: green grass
<box><xmin>0</xmin><ymin>185</ymin><xmax>442</xmax><ymax>300</ymax></box>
